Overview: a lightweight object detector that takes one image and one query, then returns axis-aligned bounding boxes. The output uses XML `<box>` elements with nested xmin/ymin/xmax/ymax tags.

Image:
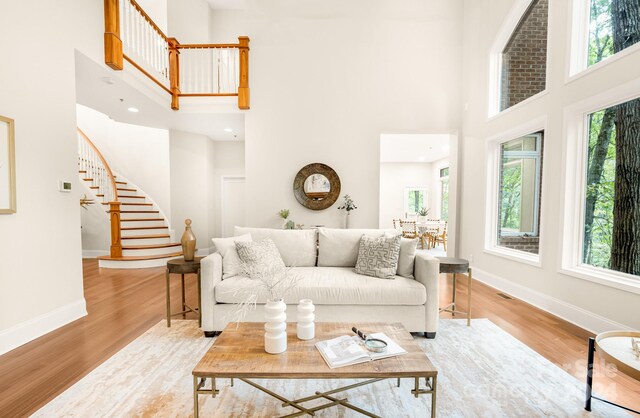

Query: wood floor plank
<box><xmin>0</xmin><ymin>260</ymin><xmax>637</xmax><ymax>416</ymax></box>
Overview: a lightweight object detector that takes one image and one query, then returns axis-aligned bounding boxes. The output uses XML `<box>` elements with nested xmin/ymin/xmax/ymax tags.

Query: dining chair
<box><xmin>434</xmin><ymin>222</ymin><xmax>447</xmax><ymax>251</ymax></box>
<box><xmin>399</xmin><ymin>220</ymin><xmax>418</xmax><ymax>239</ymax></box>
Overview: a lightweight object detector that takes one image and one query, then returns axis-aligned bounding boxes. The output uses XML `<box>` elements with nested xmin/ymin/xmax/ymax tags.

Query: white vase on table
<box><xmin>264</xmin><ymin>298</ymin><xmax>287</xmax><ymax>354</ymax></box>
<box><xmin>297</xmin><ymin>299</ymin><xmax>315</xmax><ymax>340</ymax></box>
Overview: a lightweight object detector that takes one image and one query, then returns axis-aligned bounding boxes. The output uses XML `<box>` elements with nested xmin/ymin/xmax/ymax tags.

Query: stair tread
<box><xmin>121</xmin><ymin>234</ymin><xmax>170</xmax><ymax>240</ymax></box>
<box><xmin>121</xmin><ymin>226</ymin><xmax>169</xmax><ymax>231</ymax></box>
<box><xmin>122</xmin><ymin>242</ymin><xmax>182</xmax><ymax>250</ymax></box>
<box><xmin>115</xmin><ymin>181</ymin><xmax>127</xmax><ymax>185</ymax></box>
<box><xmin>119</xmin><ymin>195</ymin><xmax>145</xmax><ymax>199</ymax></box>
<box><xmin>113</xmin><ymin>210</ymin><xmax>160</xmax><ymax>214</ymax></box>
<box><xmin>117</xmin><ymin>188</ymin><xmax>136</xmax><ymax>192</ymax></box>
<box><xmin>101</xmin><ymin>202</ymin><xmax>152</xmax><ymax>206</ymax></box>
<box><xmin>83</xmin><ymin>178</ymin><xmax>93</xmax><ymax>181</ymax></box>
<box><xmin>120</xmin><ymin>218</ymin><xmax>165</xmax><ymax>222</ymax></box>
<box><xmin>97</xmin><ymin>251</ymin><xmax>183</xmax><ymax>261</ymax></box>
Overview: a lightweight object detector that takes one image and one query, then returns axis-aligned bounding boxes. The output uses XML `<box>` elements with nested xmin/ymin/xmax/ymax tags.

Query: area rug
<box><xmin>33</xmin><ymin>319</ymin><xmax>624</xmax><ymax>417</ymax></box>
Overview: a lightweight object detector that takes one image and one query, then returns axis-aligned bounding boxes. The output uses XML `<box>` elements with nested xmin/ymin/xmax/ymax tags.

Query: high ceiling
<box><xmin>380</xmin><ymin>134</ymin><xmax>451</xmax><ymax>163</ymax></box>
<box><xmin>74</xmin><ymin>51</ymin><xmax>245</xmax><ymax>141</ymax></box>
<box><xmin>206</xmin><ymin>0</ymin><xmax>245</xmax><ymax>10</ymax></box>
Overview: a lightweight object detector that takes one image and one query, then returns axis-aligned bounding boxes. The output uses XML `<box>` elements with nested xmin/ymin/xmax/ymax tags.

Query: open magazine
<box><xmin>315</xmin><ymin>333</ymin><xmax>407</xmax><ymax>369</ymax></box>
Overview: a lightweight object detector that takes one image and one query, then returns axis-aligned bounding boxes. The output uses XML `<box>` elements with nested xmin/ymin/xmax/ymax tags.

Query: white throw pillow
<box><xmin>235</xmin><ymin>238</ymin><xmax>286</xmax><ymax>277</ymax></box>
<box><xmin>317</xmin><ymin>228</ymin><xmax>399</xmax><ymax>267</ymax></box>
<box><xmin>211</xmin><ymin>234</ymin><xmax>252</xmax><ymax>279</ymax></box>
<box><xmin>234</xmin><ymin>227</ymin><xmax>317</xmax><ymax>267</ymax></box>
<box><xmin>396</xmin><ymin>237</ymin><xmax>418</xmax><ymax>278</ymax></box>
<box><xmin>354</xmin><ymin>234</ymin><xmax>402</xmax><ymax>279</ymax></box>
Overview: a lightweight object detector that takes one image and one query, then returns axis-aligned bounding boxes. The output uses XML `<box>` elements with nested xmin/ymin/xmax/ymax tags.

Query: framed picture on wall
<box><xmin>0</xmin><ymin>115</ymin><xmax>16</xmax><ymax>214</ymax></box>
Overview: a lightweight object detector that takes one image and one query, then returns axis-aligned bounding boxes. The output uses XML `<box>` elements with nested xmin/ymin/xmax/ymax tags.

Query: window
<box><xmin>499</xmin><ymin>0</ymin><xmax>548</xmax><ymax>111</ymax></box>
<box><xmin>405</xmin><ymin>188</ymin><xmax>427</xmax><ymax>216</ymax></box>
<box><xmin>582</xmin><ymin>97</ymin><xmax>640</xmax><ymax>277</ymax></box>
<box><xmin>588</xmin><ymin>0</ymin><xmax>640</xmax><ymax>67</ymax></box>
<box><xmin>440</xmin><ymin>167</ymin><xmax>449</xmax><ymax>221</ymax></box>
<box><xmin>497</xmin><ymin>133</ymin><xmax>543</xmax><ymax>254</ymax></box>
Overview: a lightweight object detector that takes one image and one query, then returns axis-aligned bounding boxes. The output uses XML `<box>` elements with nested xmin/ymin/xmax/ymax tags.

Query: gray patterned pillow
<box><xmin>236</xmin><ymin>238</ymin><xmax>286</xmax><ymax>277</ymax></box>
<box><xmin>354</xmin><ymin>234</ymin><xmax>402</xmax><ymax>279</ymax></box>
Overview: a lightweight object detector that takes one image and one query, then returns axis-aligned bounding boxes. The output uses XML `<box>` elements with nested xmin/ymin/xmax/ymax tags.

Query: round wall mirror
<box><xmin>293</xmin><ymin>163</ymin><xmax>341</xmax><ymax>210</ymax></box>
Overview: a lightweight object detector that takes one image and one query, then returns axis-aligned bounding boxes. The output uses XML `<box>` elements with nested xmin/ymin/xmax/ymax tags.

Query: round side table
<box><xmin>436</xmin><ymin>257</ymin><xmax>472</xmax><ymax>326</ymax></box>
<box><xmin>166</xmin><ymin>257</ymin><xmax>203</xmax><ymax>327</ymax></box>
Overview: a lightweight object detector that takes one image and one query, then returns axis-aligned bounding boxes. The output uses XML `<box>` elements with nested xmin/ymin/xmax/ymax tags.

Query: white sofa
<box><xmin>200</xmin><ymin>227</ymin><xmax>440</xmax><ymax>338</ymax></box>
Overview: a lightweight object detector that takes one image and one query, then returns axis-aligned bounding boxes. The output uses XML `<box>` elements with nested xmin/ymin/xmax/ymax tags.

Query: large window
<box><xmin>499</xmin><ymin>0</ymin><xmax>548</xmax><ymax>111</ymax></box>
<box><xmin>587</xmin><ymin>0</ymin><xmax>640</xmax><ymax>67</ymax></box>
<box><xmin>583</xmin><ymin>97</ymin><xmax>640</xmax><ymax>277</ymax></box>
<box><xmin>440</xmin><ymin>167</ymin><xmax>449</xmax><ymax>221</ymax></box>
<box><xmin>497</xmin><ymin>133</ymin><xmax>543</xmax><ymax>254</ymax></box>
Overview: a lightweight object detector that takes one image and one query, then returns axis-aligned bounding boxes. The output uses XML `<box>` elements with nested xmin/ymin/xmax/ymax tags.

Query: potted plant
<box><xmin>337</xmin><ymin>195</ymin><xmax>357</xmax><ymax>229</ymax></box>
<box><xmin>418</xmin><ymin>207</ymin><xmax>430</xmax><ymax>223</ymax></box>
<box><xmin>278</xmin><ymin>209</ymin><xmax>295</xmax><ymax>230</ymax></box>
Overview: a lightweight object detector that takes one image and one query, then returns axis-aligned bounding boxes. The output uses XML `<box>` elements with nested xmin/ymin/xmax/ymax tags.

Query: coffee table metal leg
<box><xmin>181</xmin><ymin>273</ymin><xmax>186</xmax><ymax>318</ymax></box>
<box><xmin>193</xmin><ymin>376</ymin><xmax>199</xmax><ymax>418</ymax></box>
<box><xmin>467</xmin><ymin>267</ymin><xmax>472</xmax><ymax>326</ymax></box>
<box><xmin>431</xmin><ymin>375</ymin><xmax>437</xmax><ymax>418</ymax></box>
<box><xmin>165</xmin><ymin>268</ymin><xmax>171</xmax><ymax>327</ymax></box>
<box><xmin>452</xmin><ymin>273</ymin><xmax>457</xmax><ymax>317</ymax></box>
<box><xmin>585</xmin><ymin>337</ymin><xmax>594</xmax><ymax>411</ymax></box>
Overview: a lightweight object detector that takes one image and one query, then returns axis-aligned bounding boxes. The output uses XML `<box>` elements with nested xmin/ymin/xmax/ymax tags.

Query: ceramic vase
<box><xmin>345</xmin><ymin>211</ymin><xmax>351</xmax><ymax>229</ymax></box>
<box><xmin>181</xmin><ymin>218</ymin><xmax>197</xmax><ymax>261</ymax></box>
<box><xmin>418</xmin><ymin>215</ymin><xmax>427</xmax><ymax>223</ymax></box>
<box><xmin>296</xmin><ymin>299</ymin><xmax>315</xmax><ymax>340</ymax></box>
<box><xmin>264</xmin><ymin>298</ymin><xmax>287</xmax><ymax>354</ymax></box>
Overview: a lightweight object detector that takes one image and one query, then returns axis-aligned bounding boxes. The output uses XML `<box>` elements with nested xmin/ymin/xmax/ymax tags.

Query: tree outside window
<box><xmin>405</xmin><ymin>188</ymin><xmax>427</xmax><ymax>216</ymax></box>
<box><xmin>440</xmin><ymin>168</ymin><xmax>449</xmax><ymax>221</ymax></box>
<box><xmin>588</xmin><ymin>0</ymin><xmax>639</xmax><ymax>67</ymax></box>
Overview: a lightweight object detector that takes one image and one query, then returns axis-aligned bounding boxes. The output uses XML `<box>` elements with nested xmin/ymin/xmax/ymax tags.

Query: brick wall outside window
<box><xmin>500</xmin><ymin>0</ymin><xmax>548</xmax><ymax>111</ymax></box>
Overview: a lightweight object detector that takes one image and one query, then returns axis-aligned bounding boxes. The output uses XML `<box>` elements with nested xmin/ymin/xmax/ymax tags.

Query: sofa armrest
<box><xmin>200</xmin><ymin>252</ymin><xmax>223</xmax><ymax>332</ymax></box>
<box><xmin>414</xmin><ymin>252</ymin><xmax>440</xmax><ymax>335</ymax></box>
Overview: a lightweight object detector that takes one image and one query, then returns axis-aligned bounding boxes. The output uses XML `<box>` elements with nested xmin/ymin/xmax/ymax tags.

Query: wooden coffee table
<box><xmin>192</xmin><ymin>322</ymin><xmax>438</xmax><ymax>417</ymax></box>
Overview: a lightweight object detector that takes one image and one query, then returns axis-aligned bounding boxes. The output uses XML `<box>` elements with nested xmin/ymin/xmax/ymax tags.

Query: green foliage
<box><xmin>588</xmin><ymin>0</ymin><xmax>614</xmax><ymax>66</ymax></box>
<box><xmin>278</xmin><ymin>209</ymin><xmax>290</xmax><ymax>219</ymax></box>
<box><xmin>406</xmin><ymin>190</ymin><xmax>424</xmax><ymax>214</ymax></box>
<box><xmin>584</xmin><ymin>109</ymin><xmax>616</xmax><ymax>268</ymax></box>
<box><xmin>499</xmin><ymin>159</ymin><xmax>522</xmax><ymax>231</ymax></box>
<box><xmin>441</xmin><ymin>179</ymin><xmax>449</xmax><ymax>222</ymax></box>
<box><xmin>337</xmin><ymin>194</ymin><xmax>357</xmax><ymax>212</ymax></box>
<box><xmin>418</xmin><ymin>207</ymin><xmax>429</xmax><ymax>216</ymax></box>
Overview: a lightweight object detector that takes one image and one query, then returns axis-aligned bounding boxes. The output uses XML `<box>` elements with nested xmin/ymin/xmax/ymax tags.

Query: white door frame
<box><xmin>220</xmin><ymin>176</ymin><xmax>246</xmax><ymax>238</ymax></box>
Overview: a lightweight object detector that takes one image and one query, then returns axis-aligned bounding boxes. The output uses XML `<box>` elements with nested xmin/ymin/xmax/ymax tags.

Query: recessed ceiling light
<box><xmin>102</xmin><ymin>77</ymin><xmax>115</xmax><ymax>85</ymax></box>
<box><xmin>127</xmin><ymin>107</ymin><xmax>139</xmax><ymax>113</ymax></box>
<box><xmin>224</xmin><ymin>128</ymin><xmax>233</xmax><ymax>132</ymax></box>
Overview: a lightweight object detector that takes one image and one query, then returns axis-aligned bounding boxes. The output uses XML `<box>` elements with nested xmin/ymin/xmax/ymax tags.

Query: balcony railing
<box><xmin>103</xmin><ymin>0</ymin><xmax>249</xmax><ymax>110</ymax></box>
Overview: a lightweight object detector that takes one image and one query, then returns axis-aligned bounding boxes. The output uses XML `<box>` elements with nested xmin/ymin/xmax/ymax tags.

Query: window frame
<box><xmin>560</xmin><ymin>78</ymin><xmax>640</xmax><ymax>295</ymax></box>
<box><xmin>484</xmin><ymin>118</ymin><xmax>547</xmax><ymax>267</ymax></box>
<box><xmin>567</xmin><ymin>0</ymin><xmax>640</xmax><ymax>82</ymax></box>
<box><xmin>488</xmin><ymin>0</ymin><xmax>550</xmax><ymax>118</ymax></box>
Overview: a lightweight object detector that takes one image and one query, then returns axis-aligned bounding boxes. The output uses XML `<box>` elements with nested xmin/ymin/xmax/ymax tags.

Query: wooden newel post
<box><xmin>109</xmin><ymin>201</ymin><xmax>122</xmax><ymax>258</ymax></box>
<box><xmin>238</xmin><ymin>36</ymin><xmax>250</xmax><ymax>110</ymax></box>
<box><xmin>104</xmin><ymin>0</ymin><xmax>123</xmax><ymax>70</ymax></box>
<box><xmin>168</xmin><ymin>38</ymin><xmax>181</xmax><ymax>110</ymax></box>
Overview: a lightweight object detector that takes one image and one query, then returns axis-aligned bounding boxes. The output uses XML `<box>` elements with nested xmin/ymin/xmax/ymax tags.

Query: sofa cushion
<box><xmin>211</xmin><ymin>234</ymin><xmax>252</xmax><ymax>279</ymax></box>
<box><xmin>234</xmin><ymin>227</ymin><xmax>317</xmax><ymax>267</ymax></box>
<box><xmin>317</xmin><ymin>228</ymin><xmax>399</xmax><ymax>267</ymax></box>
<box><xmin>215</xmin><ymin>267</ymin><xmax>426</xmax><ymax>305</ymax></box>
<box><xmin>397</xmin><ymin>237</ymin><xmax>418</xmax><ymax>278</ymax></box>
<box><xmin>354</xmin><ymin>234</ymin><xmax>401</xmax><ymax>279</ymax></box>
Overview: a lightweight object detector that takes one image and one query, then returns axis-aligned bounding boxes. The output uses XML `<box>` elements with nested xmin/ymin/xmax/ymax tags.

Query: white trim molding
<box><xmin>0</xmin><ymin>299</ymin><xmax>87</xmax><ymax>356</ymax></box>
<box><xmin>472</xmin><ymin>267</ymin><xmax>634</xmax><ymax>334</ymax></box>
<box><xmin>559</xmin><ymin>78</ymin><xmax>640</xmax><ymax>295</ymax></box>
<box><xmin>484</xmin><ymin>117</ymin><xmax>547</xmax><ymax>267</ymax></box>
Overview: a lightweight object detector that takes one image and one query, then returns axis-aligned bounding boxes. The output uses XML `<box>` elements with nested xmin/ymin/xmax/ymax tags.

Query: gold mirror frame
<box><xmin>293</xmin><ymin>163</ymin><xmax>341</xmax><ymax>210</ymax></box>
<box><xmin>0</xmin><ymin>115</ymin><xmax>16</xmax><ymax>214</ymax></box>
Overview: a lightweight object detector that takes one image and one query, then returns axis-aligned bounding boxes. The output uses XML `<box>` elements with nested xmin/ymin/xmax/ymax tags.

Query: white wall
<box><xmin>460</xmin><ymin>0</ymin><xmax>640</xmax><ymax>330</ymax></box>
<box><xmin>209</xmin><ymin>0</ymin><xmax>463</xmax><ymax>230</ymax></box>
<box><xmin>0</xmin><ymin>0</ymin><xmax>106</xmax><ymax>354</ymax></box>
<box><xmin>137</xmin><ymin>0</ymin><xmax>168</xmax><ymax>33</ymax></box>
<box><xmin>379</xmin><ymin>163</ymin><xmax>431</xmax><ymax>229</ymax></box>
<box><xmin>79</xmin><ymin>180</ymin><xmax>110</xmax><ymax>257</ymax></box>
<box><xmin>76</xmin><ymin>105</ymin><xmax>172</xmax><ymax>224</ymax></box>
<box><xmin>167</xmin><ymin>0</ymin><xmax>211</xmax><ymax>43</ymax></box>
<box><xmin>211</xmin><ymin>141</ymin><xmax>245</xmax><ymax>238</ymax></box>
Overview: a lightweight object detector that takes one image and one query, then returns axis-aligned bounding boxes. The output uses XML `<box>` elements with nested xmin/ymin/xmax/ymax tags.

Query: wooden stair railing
<box><xmin>104</xmin><ymin>0</ymin><xmax>249</xmax><ymax>110</ymax></box>
<box><xmin>77</xmin><ymin>128</ymin><xmax>122</xmax><ymax>258</ymax></box>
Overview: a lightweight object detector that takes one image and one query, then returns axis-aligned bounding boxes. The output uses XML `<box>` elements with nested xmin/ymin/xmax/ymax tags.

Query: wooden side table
<box><xmin>166</xmin><ymin>257</ymin><xmax>203</xmax><ymax>327</ymax></box>
<box><xmin>436</xmin><ymin>257</ymin><xmax>472</xmax><ymax>326</ymax></box>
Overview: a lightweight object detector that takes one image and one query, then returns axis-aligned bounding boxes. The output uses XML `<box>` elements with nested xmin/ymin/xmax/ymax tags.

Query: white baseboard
<box><xmin>0</xmin><ymin>299</ymin><xmax>87</xmax><ymax>356</ymax></box>
<box><xmin>472</xmin><ymin>267</ymin><xmax>634</xmax><ymax>334</ymax></box>
<box><xmin>82</xmin><ymin>250</ymin><xmax>108</xmax><ymax>258</ymax></box>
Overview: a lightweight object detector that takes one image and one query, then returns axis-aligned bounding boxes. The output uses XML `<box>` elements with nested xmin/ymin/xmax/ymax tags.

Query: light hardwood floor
<box><xmin>0</xmin><ymin>259</ymin><xmax>638</xmax><ymax>416</ymax></box>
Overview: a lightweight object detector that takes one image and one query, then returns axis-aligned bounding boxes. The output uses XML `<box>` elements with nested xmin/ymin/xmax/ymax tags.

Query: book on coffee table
<box><xmin>315</xmin><ymin>332</ymin><xmax>407</xmax><ymax>368</ymax></box>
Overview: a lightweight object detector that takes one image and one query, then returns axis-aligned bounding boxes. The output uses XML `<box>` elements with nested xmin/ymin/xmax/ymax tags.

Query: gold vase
<box><xmin>181</xmin><ymin>219</ymin><xmax>197</xmax><ymax>261</ymax></box>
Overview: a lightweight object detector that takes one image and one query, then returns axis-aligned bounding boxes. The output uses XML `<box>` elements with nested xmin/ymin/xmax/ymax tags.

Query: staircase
<box><xmin>78</xmin><ymin>128</ymin><xmax>182</xmax><ymax>268</ymax></box>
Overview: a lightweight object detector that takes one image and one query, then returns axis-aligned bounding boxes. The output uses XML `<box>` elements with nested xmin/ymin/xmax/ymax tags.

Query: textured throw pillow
<box><xmin>211</xmin><ymin>234</ymin><xmax>252</xmax><ymax>279</ymax></box>
<box><xmin>354</xmin><ymin>234</ymin><xmax>402</xmax><ymax>279</ymax></box>
<box><xmin>235</xmin><ymin>238</ymin><xmax>286</xmax><ymax>278</ymax></box>
<box><xmin>396</xmin><ymin>237</ymin><xmax>418</xmax><ymax>278</ymax></box>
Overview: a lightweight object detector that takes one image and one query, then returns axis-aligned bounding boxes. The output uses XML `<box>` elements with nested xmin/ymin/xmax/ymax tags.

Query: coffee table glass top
<box><xmin>193</xmin><ymin>322</ymin><xmax>436</xmax><ymax>379</ymax></box>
